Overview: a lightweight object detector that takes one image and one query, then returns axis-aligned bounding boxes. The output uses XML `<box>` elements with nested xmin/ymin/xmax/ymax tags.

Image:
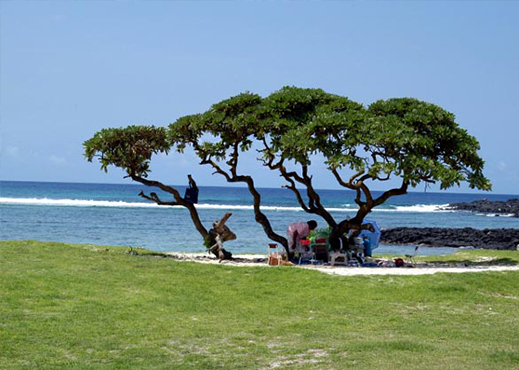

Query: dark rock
<box><xmin>381</xmin><ymin>227</ymin><xmax>519</xmax><ymax>250</ymax></box>
<box><xmin>443</xmin><ymin>198</ymin><xmax>519</xmax><ymax>218</ymax></box>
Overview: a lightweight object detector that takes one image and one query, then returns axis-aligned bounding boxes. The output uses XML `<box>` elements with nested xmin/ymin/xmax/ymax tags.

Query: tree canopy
<box><xmin>84</xmin><ymin>86</ymin><xmax>491</xmax><ymax>258</ymax></box>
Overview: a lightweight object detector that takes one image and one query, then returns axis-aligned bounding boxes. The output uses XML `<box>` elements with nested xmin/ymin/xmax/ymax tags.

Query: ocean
<box><xmin>1</xmin><ymin>181</ymin><xmax>518</xmax><ymax>256</ymax></box>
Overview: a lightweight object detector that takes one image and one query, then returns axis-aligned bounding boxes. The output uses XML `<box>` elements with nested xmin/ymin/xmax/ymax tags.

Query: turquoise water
<box><xmin>1</xmin><ymin>181</ymin><xmax>518</xmax><ymax>255</ymax></box>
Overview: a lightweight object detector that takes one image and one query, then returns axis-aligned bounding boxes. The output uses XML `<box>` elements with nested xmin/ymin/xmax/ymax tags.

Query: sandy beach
<box><xmin>164</xmin><ymin>252</ymin><xmax>519</xmax><ymax>276</ymax></box>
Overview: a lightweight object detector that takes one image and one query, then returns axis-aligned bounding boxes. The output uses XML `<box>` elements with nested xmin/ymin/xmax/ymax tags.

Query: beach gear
<box><xmin>363</xmin><ymin>236</ymin><xmax>372</xmax><ymax>257</ymax></box>
<box><xmin>405</xmin><ymin>245</ymin><xmax>419</xmax><ymax>264</ymax></box>
<box><xmin>267</xmin><ymin>243</ymin><xmax>283</xmax><ymax>266</ymax></box>
<box><xmin>329</xmin><ymin>252</ymin><xmax>347</xmax><ymax>266</ymax></box>
<box><xmin>308</xmin><ymin>227</ymin><xmax>332</xmax><ymax>249</ymax></box>
<box><xmin>313</xmin><ymin>239</ymin><xmax>329</xmax><ymax>262</ymax></box>
<box><xmin>359</xmin><ymin>220</ymin><xmax>381</xmax><ymax>250</ymax></box>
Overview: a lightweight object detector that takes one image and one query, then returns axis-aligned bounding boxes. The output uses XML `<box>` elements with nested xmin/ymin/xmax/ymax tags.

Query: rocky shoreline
<box><xmin>443</xmin><ymin>198</ymin><xmax>519</xmax><ymax>218</ymax></box>
<box><xmin>381</xmin><ymin>227</ymin><xmax>519</xmax><ymax>250</ymax></box>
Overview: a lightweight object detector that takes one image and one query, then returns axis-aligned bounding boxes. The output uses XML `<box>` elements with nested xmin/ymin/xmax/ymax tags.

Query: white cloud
<box><xmin>497</xmin><ymin>161</ymin><xmax>507</xmax><ymax>171</ymax></box>
<box><xmin>5</xmin><ymin>146</ymin><xmax>20</xmax><ymax>158</ymax></box>
<box><xmin>49</xmin><ymin>154</ymin><xmax>67</xmax><ymax>165</ymax></box>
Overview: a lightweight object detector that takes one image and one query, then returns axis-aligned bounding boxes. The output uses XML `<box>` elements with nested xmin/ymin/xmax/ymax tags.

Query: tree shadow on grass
<box><xmin>418</xmin><ymin>258</ymin><xmax>518</xmax><ymax>267</ymax></box>
<box><xmin>128</xmin><ymin>249</ymin><xmax>519</xmax><ymax>268</ymax></box>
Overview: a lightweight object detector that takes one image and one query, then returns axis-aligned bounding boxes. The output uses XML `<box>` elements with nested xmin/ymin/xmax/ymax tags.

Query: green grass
<box><xmin>1</xmin><ymin>241</ymin><xmax>519</xmax><ymax>369</ymax></box>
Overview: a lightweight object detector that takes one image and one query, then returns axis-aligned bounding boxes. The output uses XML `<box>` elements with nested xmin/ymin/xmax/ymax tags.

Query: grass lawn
<box><xmin>1</xmin><ymin>241</ymin><xmax>519</xmax><ymax>369</ymax></box>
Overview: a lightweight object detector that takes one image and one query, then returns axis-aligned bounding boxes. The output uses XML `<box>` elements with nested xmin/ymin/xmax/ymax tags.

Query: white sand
<box><xmin>164</xmin><ymin>252</ymin><xmax>519</xmax><ymax>276</ymax></box>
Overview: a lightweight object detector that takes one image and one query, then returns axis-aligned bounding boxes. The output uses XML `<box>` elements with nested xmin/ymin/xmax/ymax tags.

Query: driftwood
<box><xmin>207</xmin><ymin>212</ymin><xmax>235</xmax><ymax>260</ymax></box>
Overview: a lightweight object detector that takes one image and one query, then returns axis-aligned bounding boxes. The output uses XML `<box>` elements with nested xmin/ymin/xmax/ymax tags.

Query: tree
<box><xmin>257</xmin><ymin>88</ymin><xmax>491</xmax><ymax>245</ymax></box>
<box><xmin>84</xmin><ymin>87</ymin><xmax>491</xmax><ymax>259</ymax></box>
<box><xmin>83</xmin><ymin>125</ymin><xmax>234</xmax><ymax>260</ymax></box>
<box><xmin>169</xmin><ymin>87</ymin><xmax>491</xmax><ymax>254</ymax></box>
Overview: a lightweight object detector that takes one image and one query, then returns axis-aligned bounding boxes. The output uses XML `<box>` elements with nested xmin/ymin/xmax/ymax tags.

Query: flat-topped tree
<box><xmin>263</xmin><ymin>88</ymin><xmax>491</xmax><ymax>242</ymax></box>
<box><xmin>168</xmin><ymin>87</ymin><xmax>490</xmax><ymax>256</ymax></box>
<box><xmin>167</xmin><ymin>88</ymin><xmax>376</xmax><ymax>256</ymax></box>
<box><xmin>187</xmin><ymin>87</ymin><xmax>490</xmax><ymax>252</ymax></box>
<box><xmin>84</xmin><ymin>88</ymin><xmax>491</xmax><ymax>259</ymax></box>
<box><xmin>83</xmin><ymin>125</ymin><xmax>234</xmax><ymax>260</ymax></box>
<box><xmin>337</xmin><ymin>97</ymin><xmax>493</xmax><ymax>230</ymax></box>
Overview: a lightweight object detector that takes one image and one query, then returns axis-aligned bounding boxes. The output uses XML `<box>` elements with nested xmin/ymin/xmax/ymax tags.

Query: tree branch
<box><xmin>331</xmin><ymin>168</ymin><xmax>356</xmax><ymax>190</ymax></box>
<box><xmin>282</xmin><ymin>177</ymin><xmax>311</xmax><ymax>213</ymax></box>
<box><xmin>373</xmin><ymin>179</ymin><xmax>409</xmax><ymax>208</ymax></box>
<box><xmin>195</xmin><ymin>144</ymin><xmax>289</xmax><ymax>250</ymax></box>
<box><xmin>270</xmin><ymin>161</ymin><xmax>337</xmax><ymax>228</ymax></box>
<box><xmin>131</xmin><ymin>174</ymin><xmax>209</xmax><ymax>241</ymax></box>
<box><xmin>138</xmin><ymin>190</ymin><xmax>178</xmax><ymax>206</ymax></box>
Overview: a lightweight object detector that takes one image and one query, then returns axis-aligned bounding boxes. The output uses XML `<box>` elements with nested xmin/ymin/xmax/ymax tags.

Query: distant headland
<box><xmin>443</xmin><ymin>198</ymin><xmax>519</xmax><ymax>218</ymax></box>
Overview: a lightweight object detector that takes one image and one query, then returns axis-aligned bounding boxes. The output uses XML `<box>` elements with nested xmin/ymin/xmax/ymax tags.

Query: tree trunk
<box><xmin>131</xmin><ymin>175</ymin><xmax>234</xmax><ymax>260</ymax></box>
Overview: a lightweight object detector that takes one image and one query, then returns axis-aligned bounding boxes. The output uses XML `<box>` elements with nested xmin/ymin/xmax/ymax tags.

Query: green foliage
<box><xmin>83</xmin><ymin>125</ymin><xmax>170</xmax><ymax>177</ymax></box>
<box><xmin>264</xmin><ymin>87</ymin><xmax>366</xmax><ymax>167</ymax></box>
<box><xmin>169</xmin><ymin>93</ymin><xmax>262</xmax><ymax>162</ymax></box>
<box><xmin>366</xmin><ymin>98</ymin><xmax>491</xmax><ymax>190</ymax></box>
<box><xmin>167</xmin><ymin>86</ymin><xmax>490</xmax><ymax>192</ymax></box>
<box><xmin>84</xmin><ymin>87</ymin><xmax>491</xmax><ymax>221</ymax></box>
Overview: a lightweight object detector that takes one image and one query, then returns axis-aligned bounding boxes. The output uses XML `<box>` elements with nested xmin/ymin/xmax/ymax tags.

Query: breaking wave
<box><xmin>389</xmin><ymin>204</ymin><xmax>451</xmax><ymax>213</ymax></box>
<box><xmin>0</xmin><ymin>197</ymin><xmax>160</xmax><ymax>208</ymax></box>
<box><xmin>0</xmin><ymin>197</ymin><xmax>450</xmax><ymax>213</ymax></box>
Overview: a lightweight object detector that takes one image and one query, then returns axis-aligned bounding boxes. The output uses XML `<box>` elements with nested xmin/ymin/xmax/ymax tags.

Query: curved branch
<box><xmin>131</xmin><ymin>175</ymin><xmax>209</xmax><ymax>241</ymax></box>
<box><xmin>331</xmin><ymin>168</ymin><xmax>356</xmax><ymax>190</ymax></box>
<box><xmin>356</xmin><ymin>179</ymin><xmax>374</xmax><ymax>205</ymax></box>
<box><xmin>349</xmin><ymin>170</ymin><xmax>365</xmax><ymax>185</ymax></box>
<box><xmin>196</xmin><ymin>146</ymin><xmax>289</xmax><ymax>250</ymax></box>
<box><xmin>332</xmin><ymin>168</ymin><xmax>365</xmax><ymax>207</ymax></box>
<box><xmin>138</xmin><ymin>190</ymin><xmax>178</xmax><ymax>206</ymax></box>
<box><xmin>271</xmin><ymin>162</ymin><xmax>337</xmax><ymax>228</ymax></box>
<box><xmin>332</xmin><ymin>219</ymin><xmax>375</xmax><ymax>242</ymax></box>
<box><xmin>283</xmin><ymin>178</ymin><xmax>311</xmax><ymax>213</ymax></box>
<box><xmin>373</xmin><ymin>179</ymin><xmax>409</xmax><ymax>207</ymax></box>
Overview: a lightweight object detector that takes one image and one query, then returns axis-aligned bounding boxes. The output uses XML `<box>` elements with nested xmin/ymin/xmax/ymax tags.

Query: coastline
<box><xmin>444</xmin><ymin>198</ymin><xmax>519</xmax><ymax>218</ymax></box>
<box><xmin>2</xmin><ymin>182</ymin><xmax>518</xmax><ymax>254</ymax></box>
<box><xmin>381</xmin><ymin>227</ymin><xmax>519</xmax><ymax>250</ymax></box>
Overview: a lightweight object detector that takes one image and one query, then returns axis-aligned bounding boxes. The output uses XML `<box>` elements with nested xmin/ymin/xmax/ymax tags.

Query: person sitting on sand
<box><xmin>287</xmin><ymin>220</ymin><xmax>317</xmax><ymax>254</ymax></box>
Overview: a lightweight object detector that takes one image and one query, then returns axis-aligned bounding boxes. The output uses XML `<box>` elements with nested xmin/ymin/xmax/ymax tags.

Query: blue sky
<box><xmin>1</xmin><ymin>1</ymin><xmax>518</xmax><ymax>195</ymax></box>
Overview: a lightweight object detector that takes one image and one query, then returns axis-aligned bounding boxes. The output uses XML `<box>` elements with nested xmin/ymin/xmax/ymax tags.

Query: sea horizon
<box><xmin>1</xmin><ymin>179</ymin><xmax>516</xmax><ymax>198</ymax></box>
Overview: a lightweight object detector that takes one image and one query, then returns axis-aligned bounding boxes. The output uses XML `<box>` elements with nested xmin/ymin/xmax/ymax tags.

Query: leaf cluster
<box><xmin>365</xmin><ymin>98</ymin><xmax>491</xmax><ymax>190</ymax></box>
<box><xmin>83</xmin><ymin>125</ymin><xmax>170</xmax><ymax>177</ymax></box>
<box><xmin>169</xmin><ymin>93</ymin><xmax>262</xmax><ymax>162</ymax></box>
